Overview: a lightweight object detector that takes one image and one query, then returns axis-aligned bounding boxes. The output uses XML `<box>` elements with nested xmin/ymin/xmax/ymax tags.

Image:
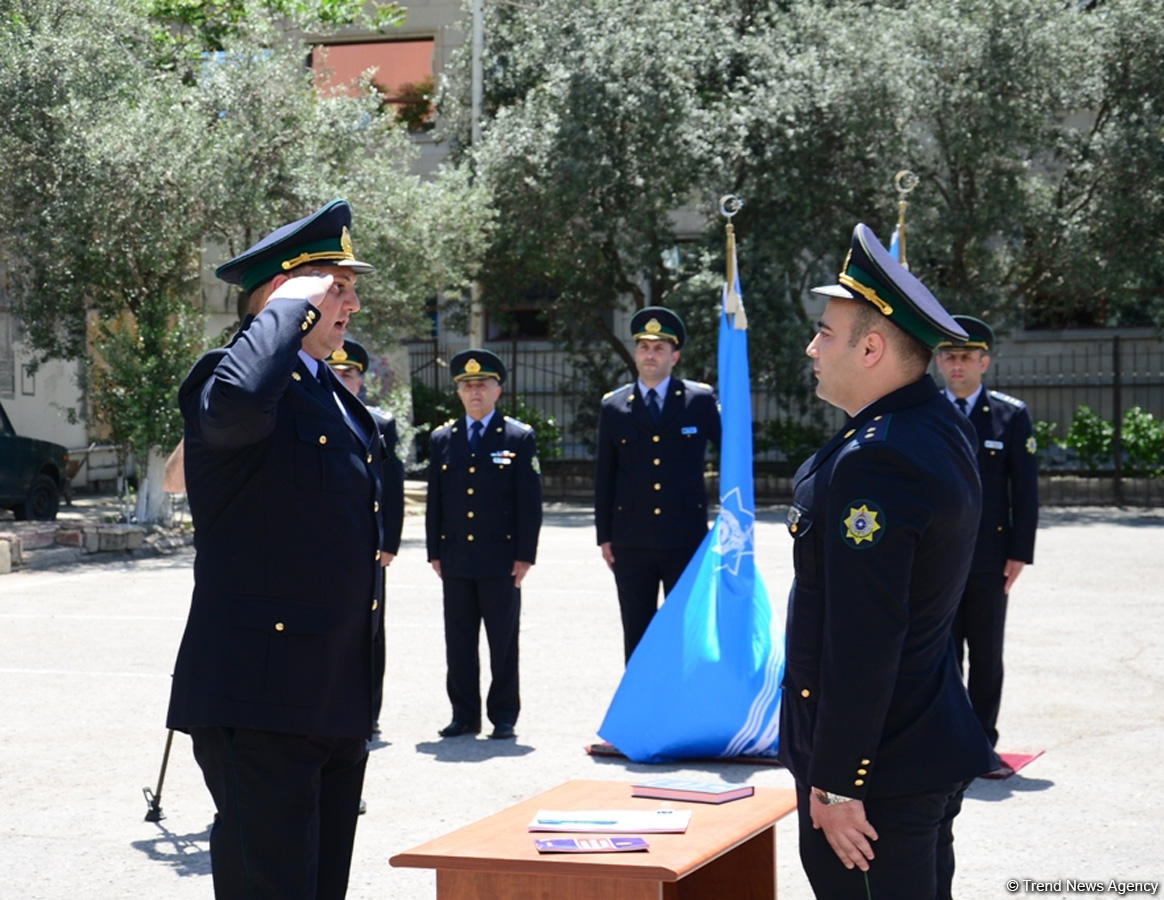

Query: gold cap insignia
<box><xmin>645</xmin><ymin>318</ymin><xmax>662</xmax><ymax>334</ymax></box>
<box><xmin>340</xmin><ymin>226</ymin><xmax>354</xmax><ymax>259</ymax></box>
<box><xmin>331</xmin><ymin>348</ymin><xmax>348</xmax><ymax>363</ymax></box>
<box><xmin>465</xmin><ymin>358</ymin><xmax>481</xmax><ymax>375</ymax></box>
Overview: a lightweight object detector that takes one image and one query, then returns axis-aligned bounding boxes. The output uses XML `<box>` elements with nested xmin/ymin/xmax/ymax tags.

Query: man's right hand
<box><xmin>430</xmin><ymin>560</ymin><xmax>442</xmax><ymax>579</ymax></box>
<box><xmin>599</xmin><ymin>542</ymin><xmax>615</xmax><ymax>570</ymax></box>
<box><xmin>267</xmin><ymin>274</ymin><xmax>334</xmax><ymax>309</ymax></box>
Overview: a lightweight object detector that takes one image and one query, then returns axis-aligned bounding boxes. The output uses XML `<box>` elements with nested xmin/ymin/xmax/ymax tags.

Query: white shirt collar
<box><xmin>298</xmin><ymin>349</ymin><xmax>321</xmax><ymax>379</ymax></box>
<box><xmin>464</xmin><ymin>410</ymin><xmax>495</xmax><ymax>432</ymax></box>
<box><xmin>945</xmin><ymin>384</ymin><xmax>984</xmax><ymax>409</ymax></box>
<box><xmin>638</xmin><ymin>376</ymin><xmax>671</xmax><ymax>400</ymax></box>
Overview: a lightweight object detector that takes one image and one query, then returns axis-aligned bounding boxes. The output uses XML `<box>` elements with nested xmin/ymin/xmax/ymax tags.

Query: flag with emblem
<box><xmin>597</xmin><ymin>213</ymin><xmax>785</xmax><ymax>762</ymax></box>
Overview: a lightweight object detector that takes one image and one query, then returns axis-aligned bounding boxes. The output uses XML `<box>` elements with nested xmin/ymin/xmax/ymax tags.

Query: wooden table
<box><xmin>389</xmin><ymin>778</ymin><xmax>797</xmax><ymax>899</ymax></box>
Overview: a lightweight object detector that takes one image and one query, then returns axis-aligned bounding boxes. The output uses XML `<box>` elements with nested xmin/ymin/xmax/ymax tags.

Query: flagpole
<box><xmin>893</xmin><ymin>170</ymin><xmax>918</xmax><ymax>269</ymax></box>
<box><xmin>719</xmin><ymin>194</ymin><xmax>744</xmax><ymax>327</ymax></box>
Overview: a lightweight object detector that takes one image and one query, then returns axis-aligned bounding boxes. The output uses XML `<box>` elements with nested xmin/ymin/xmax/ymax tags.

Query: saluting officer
<box><xmin>594</xmin><ymin>306</ymin><xmax>721</xmax><ymax>662</ymax></box>
<box><xmin>936</xmin><ymin>316</ymin><xmax>1038</xmax><ymax>764</ymax></box>
<box><xmin>325</xmin><ymin>338</ymin><xmax>406</xmax><ymax>737</ymax></box>
<box><xmin>779</xmin><ymin>224</ymin><xmax>996</xmax><ymax>899</ymax></box>
<box><xmin>425</xmin><ymin>349</ymin><xmax>543</xmax><ymax>741</ymax></box>
<box><xmin>167</xmin><ymin>200</ymin><xmax>386</xmax><ymax>897</ymax></box>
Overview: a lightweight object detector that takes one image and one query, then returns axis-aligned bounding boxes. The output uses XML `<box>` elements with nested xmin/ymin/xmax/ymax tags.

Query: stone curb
<box><xmin>0</xmin><ymin>521</ymin><xmax>194</xmax><ymax>574</ymax></box>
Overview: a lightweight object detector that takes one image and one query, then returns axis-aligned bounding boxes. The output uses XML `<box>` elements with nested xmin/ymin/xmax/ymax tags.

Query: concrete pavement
<box><xmin>1</xmin><ymin>503</ymin><xmax>1162</xmax><ymax>898</ymax></box>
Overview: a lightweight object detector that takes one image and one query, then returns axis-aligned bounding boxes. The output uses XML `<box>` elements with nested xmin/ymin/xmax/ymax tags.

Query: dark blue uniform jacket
<box><xmin>370</xmin><ymin>408</ymin><xmax>405</xmax><ymax>555</ymax></box>
<box><xmin>778</xmin><ymin>376</ymin><xmax>996</xmax><ymax>799</ymax></box>
<box><xmin>965</xmin><ymin>387</ymin><xmax>1038</xmax><ymax>571</ymax></box>
<box><xmin>425</xmin><ymin>415</ymin><xmax>542</xmax><ymax>578</ymax></box>
<box><xmin>594</xmin><ymin>379</ymin><xmax>720</xmax><ymax>549</ymax></box>
<box><xmin>167</xmin><ymin>298</ymin><xmax>388</xmax><ymax>740</ymax></box>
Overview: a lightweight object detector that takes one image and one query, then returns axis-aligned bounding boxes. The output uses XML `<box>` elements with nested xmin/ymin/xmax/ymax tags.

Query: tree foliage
<box><xmin>438</xmin><ymin>0</ymin><xmax>1164</xmax><ymax>407</ymax></box>
<box><xmin>0</xmin><ymin>0</ymin><xmax>490</xmax><ymax>520</ymax></box>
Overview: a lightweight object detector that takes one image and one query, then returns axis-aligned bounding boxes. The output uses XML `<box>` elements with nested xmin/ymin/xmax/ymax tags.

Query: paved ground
<box><xmin>1</xmin><ymin>502</ymin><xmax>1162</xmax><ymax>898</ymax></box>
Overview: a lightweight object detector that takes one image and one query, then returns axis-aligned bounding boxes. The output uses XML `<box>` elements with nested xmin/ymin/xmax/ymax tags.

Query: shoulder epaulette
<box><xmin>988</xmin><ymin>389</ymin><xmax>1026</xmax><ymax>409</ymax></box>
<box><xmin>603</xmin><ymin>383</ymin><xmax>633</xmax><ymax>400</ymax></box>
<box><xmin>504</xmin><ymin>415</ymin><xmax>533</xmax><ymax>432</ymax></box>
<box><xmin>853</xmin><ymin>414</ymin><xmax>892</xmax><ymax>445</ymax></box>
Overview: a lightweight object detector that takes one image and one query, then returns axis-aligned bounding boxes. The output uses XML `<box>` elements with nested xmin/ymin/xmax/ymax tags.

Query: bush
<box><xmin>1121</xmin><ymin>406</ymin><xmax>1164</xmax><ymax>477</ymax></box>
<box><xmin>1032</xmin><ymin>419</ymin><xmax>1061</xmax><ymax>455</ymax></box>
<box><xmin>1063</xmin><ymin>404</ymin><xmax>1113</xmax><ymax>472</ymax></box>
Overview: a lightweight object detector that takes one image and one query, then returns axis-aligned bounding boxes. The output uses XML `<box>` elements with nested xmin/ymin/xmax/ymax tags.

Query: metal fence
<box><xmin>407</xmin><ymin>331</ymin><xmax>1164</xmax><ymax>506</ymax></box>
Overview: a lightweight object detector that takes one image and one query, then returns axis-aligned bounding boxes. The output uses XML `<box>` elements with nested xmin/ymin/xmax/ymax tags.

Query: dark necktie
<box><xmin>955</xmin><ymin>397</ymin><xmax>969</xmax><ymax>417</ymax></box>
<box><xmin>470</xmin><ymin>420</ymin><xmax>483</xmax><ymax>451</ymax></box>
<box><xmin>646</xmin><ymin>388</ymin><xmax>661</xmax><ymax>424</ymax></box>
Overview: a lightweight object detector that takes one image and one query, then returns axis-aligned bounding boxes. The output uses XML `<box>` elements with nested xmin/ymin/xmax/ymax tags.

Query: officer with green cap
<box><xmin>935</xmin><ymin>315</ymin><xmax>1038</xmax><ymax>765</ymax></box>
<box><xmin>166</xmin><ymin>199</ymin><xmax>386</xmax><ymax>898</ymax></box>
<box><xmin>325</xmin><ymin>338</ymin><xmax>406</xmax><ymax>738</ymax></box>
<box><xmin>426</xmin><ymin>348</ymin><xmax>543</xmax><ymax>740</ymax></box>
<box><xmin>778</xmin><ymin>223</ymin><xmax>995</xmax><ymax>899</ymax></box>
<box><xmin>594</xmin><ymin>305</ymin><xmax>720</xmax><ymax>662</ymax></box>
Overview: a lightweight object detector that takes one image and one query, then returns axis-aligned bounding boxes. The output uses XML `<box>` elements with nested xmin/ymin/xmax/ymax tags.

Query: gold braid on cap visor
<box><xmin>838</xmin><ymin>272</ymin><xmax>894</xmax><ymax>316</ymax></box>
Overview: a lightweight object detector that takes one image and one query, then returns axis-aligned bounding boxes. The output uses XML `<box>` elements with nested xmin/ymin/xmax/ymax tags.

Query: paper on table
<box><xmin>528</xmin><ymin>808</ymin><xmax>691</xmax><ymax>833</ymax></box>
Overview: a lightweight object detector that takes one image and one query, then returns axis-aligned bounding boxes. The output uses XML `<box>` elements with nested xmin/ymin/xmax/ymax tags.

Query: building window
<box><xmin>312</xmin><ymin>39</ymin><xmax>435</xmax><ymax>132</ymax></box>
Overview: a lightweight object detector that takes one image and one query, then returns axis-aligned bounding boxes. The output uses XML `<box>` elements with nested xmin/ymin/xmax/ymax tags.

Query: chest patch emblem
<box><xmin>842</xmin><ymin>502</ymin><xmax>884</xmax><ymax>548</ymax></box>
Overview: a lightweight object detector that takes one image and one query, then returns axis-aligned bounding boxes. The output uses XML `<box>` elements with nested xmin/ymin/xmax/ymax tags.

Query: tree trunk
<box><xmin>135</xmin><ymin>446</ymin><xmax>172</xmax><ymax>526</ymax></box>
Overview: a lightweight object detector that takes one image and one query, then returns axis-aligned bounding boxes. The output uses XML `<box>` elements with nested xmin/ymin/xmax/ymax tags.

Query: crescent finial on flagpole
<box><xmin>892</xmin><ymin>170</ymin><xmax>918</xmax><ymax>269</ymax></box>
<box><xmin>720</xmin><ymin>194</ymin><xmax>743</xmax><ymax>220</ymax></box>
<box><xmin>720</xmin><ymin>195</ymin><xmax>743</xmax><ymax>318</ymax></box>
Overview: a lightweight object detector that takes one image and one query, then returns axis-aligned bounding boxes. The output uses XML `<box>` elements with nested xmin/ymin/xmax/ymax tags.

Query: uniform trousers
<box><xmin>442</xmin><ymin>574</ymin><xmax>520</xmax><ymax>728</ymax></box>
<box><xmin>952</xmin><ymin>571</ymin><xmax>1009</xmax><ymax>746</ymax></box>
<box><xmin>794</xmin><ymin>780</ymin><xmax>967</xmax><ymax>900</ymax></box>
<box><xmin>190</xmin><ymin>726</ymin><xmax>367</xmax><ymax>900</ymax></box>
<box><xmin>611</xmin><ymin>543</ymin><xmax>700</xmax><ymax>661</ymax></box>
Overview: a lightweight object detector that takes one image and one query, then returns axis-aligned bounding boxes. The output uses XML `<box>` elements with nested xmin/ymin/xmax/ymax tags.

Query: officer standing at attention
<box><xmin>935</xmin><ymin>315</ymin><xmax>1038</xmax><ymax>769</ymax></box>
<box><xmin>779</xmin><ymin>224</ymin><xmax>996</xmax><ymax>899</ymax></box>
<box><xmin>166</xmin><ymin>200</ymin><xmax>387</xmax><ymax>898</ymax></box>
<box><xmin>594</xmin><ymin>306</ymin><xmax>720</xmax><ymax>662</ymax></box>
<box><xmin>325</xmin><ymin>338</ymin><xmax>406</xmax><ymax>737</ymax></box>
<box><xmin>426</xmin><ymin>349</ymin><xmax>542</xmax><ymax>740</ymax></box>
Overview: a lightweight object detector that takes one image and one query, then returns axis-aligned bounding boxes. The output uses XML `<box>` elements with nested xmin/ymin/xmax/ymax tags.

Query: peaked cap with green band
<box><xmin>451</xmin><ymin>348</ymin><xmax>506</xmax><ymax>384</ymax></box>
<box><xmin>936</xmin><ymin>315</ymin><xmax>994</xmax><ymax>352</ymax></box>
<box><xmin>812</xmin><ymin>223</ymin><xmax>967</xmax><ymax>349</ymax></box>
<box><xmin>216</xmin><ymin>199</ymin><xmax>374</xmax><ymax>293</ymax></box>
<box><xmin>630</xmin><ymin>305</ymin><xmax>686</xmax><ymax>349</ymax></box>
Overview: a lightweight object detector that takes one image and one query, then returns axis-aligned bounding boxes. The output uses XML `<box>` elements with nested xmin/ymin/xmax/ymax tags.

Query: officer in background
<box><xmin>325</xmin><ymin>338</ymin><xmax>406</xmax><ymax>736</ymax></box>
<box><xmin>594</xmin><ymin>306</ymin><xmax>720</xmax><ymax>662</ymax></box>
<box><xmin>935</xmin><ymin>315</ymin><xmax>1038</xmax><ymax>767</ymax></box>
<box><xmin>167</xmin><ymin>200</ymin><xmax>387</xmax><ymax>897</ymax></box>
<box><xmin>425</xmin><ymin>349</ymin><xmax>542</xmax><ymax>740</ymax></box>
<box><xmin>779</xmin><ymin>224</ymin><xmax>995</xmax><ymax>899</ymax></box>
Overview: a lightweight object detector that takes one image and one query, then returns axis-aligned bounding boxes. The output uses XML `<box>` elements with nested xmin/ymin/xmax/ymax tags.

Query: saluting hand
<box><xmin>809</xmin><ymin>793</ymin><xmax>878</xmax><ymax>872</ymax></box>
<box><xmin>267</xmin><ymin>273</ymin><xmax>334</xmax><ymax>309</ymax></box>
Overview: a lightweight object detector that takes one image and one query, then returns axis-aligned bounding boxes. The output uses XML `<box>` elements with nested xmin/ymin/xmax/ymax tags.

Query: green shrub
<box><xmin>1121</xmin><ymin>406</ymin><xmax>1164</xmax><ymax>477</ymax></box>
<box><xmin>1063</xmin><ymin>404</ymin><xmax>1113</xmax><ymax>471</ymax></box>
<box><xmin>1032</xmin><ymin>419</ymin><xmax>1062</xmax><ymax>455</ymax></box>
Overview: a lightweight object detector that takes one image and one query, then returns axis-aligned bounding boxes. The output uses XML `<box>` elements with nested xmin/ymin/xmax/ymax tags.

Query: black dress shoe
<box><xmin>438</xmin><ymin>720</ymin><xmax>480</xmax><ymax>738</ymax></box>
<box><xmin>489</xmin><ymin>723</ymin><xmax>516</xmax><ymax>740</ymax></box>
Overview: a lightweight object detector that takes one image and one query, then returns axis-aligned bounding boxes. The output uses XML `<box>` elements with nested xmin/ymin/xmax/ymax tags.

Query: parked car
<box><xmin>0</xmin><ymin>399</ymin><xmax>69</xmax><ymax>520</ymax></box>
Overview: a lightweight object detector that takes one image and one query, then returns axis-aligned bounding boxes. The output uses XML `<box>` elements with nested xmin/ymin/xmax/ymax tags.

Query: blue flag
<box><xmin>597</xmin><ymin>238</ymin><xmax>785</xmax><ymax>763</ymax></box>
<box><xmin>888</xmin><ymin>223</ymin><xmax>902</xmax><ymax>263</ymax></box>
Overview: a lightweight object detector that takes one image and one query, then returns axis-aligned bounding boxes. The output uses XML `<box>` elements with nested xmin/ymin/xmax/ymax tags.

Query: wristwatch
<box><xmin>812</xmin><ymin>787</ymin><xmax>857</xmax><ymax>806</ymax></box>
